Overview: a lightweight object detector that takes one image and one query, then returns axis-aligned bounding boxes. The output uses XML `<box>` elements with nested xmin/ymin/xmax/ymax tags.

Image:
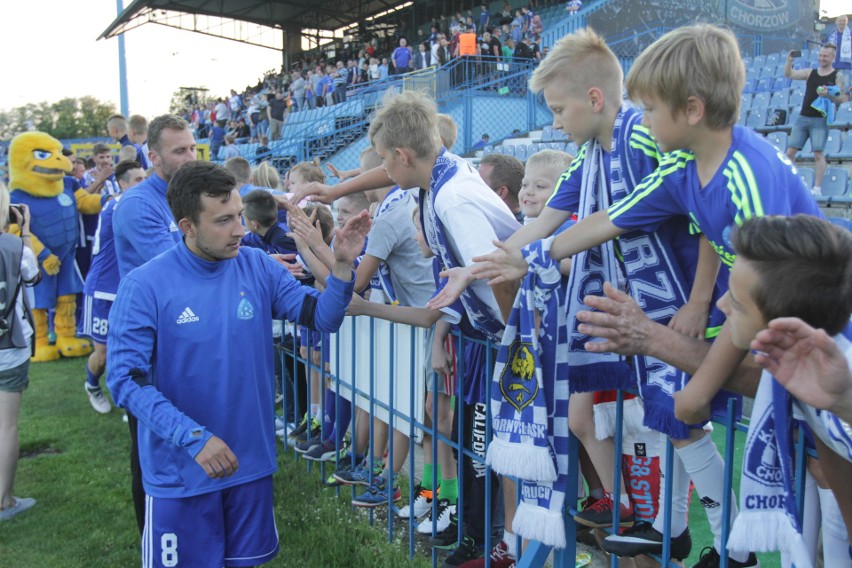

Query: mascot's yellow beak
<box><xmin>9</xmin><ymin>132</ymin><xmax>72</xmax><ymax>192</ymax></box>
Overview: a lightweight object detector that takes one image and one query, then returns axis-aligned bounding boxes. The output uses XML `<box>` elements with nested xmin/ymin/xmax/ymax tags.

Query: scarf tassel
<box><xmin>642</xmin><ymin>401</ymin><xmax>692</xmax><ymax>441</ymax></box>
<box><xmin>728</xmin><ymin>512</ymin><xmax>812</xmax><ymax>568</ymax></box>
<box><xmin>512</xmin><ymin>500</ymin><xmax>568</xmax><ymax>549</ymax></box>
<box><xmin>486</xmin><ymin>437</ymin><xmax>557</xmax><ymax>482</ymax></box>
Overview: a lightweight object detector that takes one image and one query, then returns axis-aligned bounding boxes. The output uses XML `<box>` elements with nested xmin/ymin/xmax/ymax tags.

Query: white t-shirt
<box><xmin>422</xmin><ymin>152</ymin><xmax>521</xmax><ymax>326</ymax></box>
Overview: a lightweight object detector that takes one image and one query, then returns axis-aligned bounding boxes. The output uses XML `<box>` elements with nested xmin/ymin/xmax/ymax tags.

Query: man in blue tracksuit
<box><xmin>112</xmin><ymin>114</ymin><xmax>197</xmax><ymax>535</ymax></box>
<box><xmin>107</xmin><ymin>161</ymin><xmax>370</xmax><ymax>567</ymax></box>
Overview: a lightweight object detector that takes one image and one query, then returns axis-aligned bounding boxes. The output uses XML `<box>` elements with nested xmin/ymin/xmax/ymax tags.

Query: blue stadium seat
<box><xmin>493</xmin><ymin>145</ymin><xmax>505</xmax><ymax>155</ymax></box>
<box><xmin>766</xmin><ymin>131</ymin><xmax>788</xmax><ymax>152</ymax></box>
<box><xmin>827</xmin><ymin>217</ymin><xmax>852</xmax><ymax>232</ymax></box>
<box><xmin>767</xmin><ymin>52</ymin><xmax>783</xmax><ymax>66</ymax></box>
<box><xmin>761</xmin><ymin>108</ymin><xmax>789</xmax><ymax>132</ymax></box>
<box><xmin>789</xmin><ymin>89</ymin><xmax>805</xmax><ymax>109</ymax></box>
<box><xmin>835</xmin><ymin>134</ymin><xmax>852</xmax><ymax>161</ymax></box>
<box><xmin>797</xmin><ymin>166</ymin><xmax>815</xmax><ymax>188</ymax></box>
<box><xmin>743</xmin><ymin>79</ymin><xmax>757</xmax><ymax>95</ymax></box>
<box><xmin>541</xmin><ymin>125</ymin><xmax>553</xmax><ymax>142</ymax></box>
<box><xmin>769</xmin><ymin>89</ymin><xmax>789</xmax><ymax>107</ymax></box>
<box><xmin>503</xmin><ymin>145</ymin><xmax>516</xmax><ymax>157</ymax></box>
<box><xmin>751</xmin><ymin>92</ymin><xmax>770</xmax><ymax>110</ymax></box>
<box><xmin>746</xmin><ymin>108</ymin><xmax>767</xmax><ymax>130</ymax></box>
<box><xmin>515</xmin><ymin>144</ymin><xmax>529</xmax><ymax>162</ymax></box>
<box><xmin>759</xmin><ymin>65</ymin><xmax>776</xmax><ymax>79</ymax></box>
<box><xmin>792</xmin><ymin>58</ymin><xmax>808</xmax><ymax>70</ymax></box>
<box><xmin>822</xmin><ymin>168</ymin><xmax>849</xmax><ymax>196</ymax></box>
<box><xmin>824</xmin><ymin>130</ymin><xmax>843</xmax><ymax>157</ymax></box>
<box><xmin>831</xmin><ymin>102</ymin><xmax>852</xmax><ymax>129</ymax></box>
<box><xmin>752</xmin><ymin>54</ymin><xmax>767</xmax><ymax>69</ymax></box>
<box><xmin>552</xmin><ymin>129</ymin><xmax>568</xmax><ymax>142</ymax></box>
<box><xmin>755</xmin><ymin>77</ymin><xmax>773</xmax><ymax>93</ymax></box>
<box><xmin>481</xmin><ymin>146</ymin><xmax>493</xmax><ymax>156</ymax></box>
<box><xmin>738</xmin><ymin>106</ymin><xmax>749</xmax><ymax>126</ymax></box>
<box><xmin>772</xmin><ymin>76</ymin><xmax>792</xmax><ymax>91</ymax></box>
<box><xmin>742</xmin><ymin>56</ymin><xmax>753</xmax><ymax>68</ymax></box>
<box><xmin>565</xmin><ymin>142</ymin><xmax>579</xmax><ymax>156</ymax></box>
<box><xmin>548</xmin><ymin>142</ymin><xmax>566</xmax><ymax>152</ymax></box>
<box><xmin>740</xmin><ymin>93</ymin><xmax>753</xmax><ymax>112</ymax></box>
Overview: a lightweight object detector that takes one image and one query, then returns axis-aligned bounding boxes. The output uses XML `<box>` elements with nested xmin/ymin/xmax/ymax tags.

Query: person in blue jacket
<box><xmin>107</xmin><ymin>161</ymin><xmax>370</xmax><ymax>567</ymax></box>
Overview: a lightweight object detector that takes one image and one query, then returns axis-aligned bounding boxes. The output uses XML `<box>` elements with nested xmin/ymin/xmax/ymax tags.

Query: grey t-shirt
<box><xmin>290</xmin><ymin>78</ymin><xmax>306</xmax><ymax>99</ymax></box>
<box><xmin>365</xmin><ymin>191</ymin><xmax>435</xmax><ymax>308</ymax></box>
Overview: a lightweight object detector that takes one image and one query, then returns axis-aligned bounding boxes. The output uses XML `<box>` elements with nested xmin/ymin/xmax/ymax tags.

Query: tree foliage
<box><xmin>0</xmin><ymin>96</ymin><xmax>117</xmax><ymax>141</ymax></box>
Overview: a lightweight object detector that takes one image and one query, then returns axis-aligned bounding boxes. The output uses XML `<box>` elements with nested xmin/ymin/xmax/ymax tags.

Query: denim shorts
<box><xmin>789</xmin><ymin>114</ymin><xmax>829</xmax><ymax>152</ymax></box>
<box><xmin>0</xmin><ymin>359</ymin><xmax>30</xmax><ymax>393</ymax></box>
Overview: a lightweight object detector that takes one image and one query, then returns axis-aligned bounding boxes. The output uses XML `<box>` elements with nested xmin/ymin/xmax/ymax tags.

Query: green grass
<box><xmin>1</xmin><ymin>357</ymin><xmax>432</xmax><ymax>568</ymax></box>
<box><xmin>3</xmin><ymin>357</ymin><xmax>784</xmax><ymax>567</ymax></box>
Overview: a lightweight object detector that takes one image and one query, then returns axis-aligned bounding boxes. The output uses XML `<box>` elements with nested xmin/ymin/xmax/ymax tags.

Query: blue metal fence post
<box><xmin>116</xmin><ymin>0</ymin><xmax>129</xmax><ymax>116</ymax></box>
<box><xmin>721</xmin><ymin>397</ymin><xmax>741</xmax><ymax>568</ymax></box>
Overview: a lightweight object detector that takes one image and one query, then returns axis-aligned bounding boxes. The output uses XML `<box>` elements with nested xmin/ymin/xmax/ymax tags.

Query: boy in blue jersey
<box><xmin>240</xmin><ymin>190</ymin><xmax>297</xmax><ymax>256</ymax></box>
<box><xmin>107</xmin><ymin>161</ymin><xmax>369</xmax><ymax>568</ymax></box>
<box><xmin>475</xmin><ymin>25</ymin><xmax>821</xmax><ymax>563</ymax></box>
<box><xmin>80</xmin><ymin>160</ymin><xmax>145</xmax><ymax>415</ymax></box>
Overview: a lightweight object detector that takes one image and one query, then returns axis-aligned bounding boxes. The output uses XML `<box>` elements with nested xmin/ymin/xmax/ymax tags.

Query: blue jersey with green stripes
<box><xmin>546</xmin><ymin>106</ymin><xmax>659</xmax><ymax>214</ymax></box>
<box><xmin>607</xmin><ymin>126</ymin><xmax>822</xmax><ymax>273</ymax></box>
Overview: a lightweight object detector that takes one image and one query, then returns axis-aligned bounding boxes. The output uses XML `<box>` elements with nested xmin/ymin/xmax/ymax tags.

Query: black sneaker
<box><xmin>288</xmin><ymin>413</ymin><xmax>310</xmax><ymax>439</ymax></box>
<box><xmin>573</xmin><ymin>494</ymin><xmax>634</xmax><ymax>528</ymax></box>
<box><xmin>692</xmin><ymin>547</ymin><xmax>759</xmax><ymax>568</ymax></box>
<box><xmin>294</xmin><ymin>433</ymin><xmax>323</xmax><ymax>454</ymax></box>
<box><xmin>442</xmin><ymin>534</ymin><xmax>482</xmax><ymax>567</ymax></box>
<box><xmin>602</xmin><ymin>521</ymin><xmax>692</xmax><ymax>560</ymax></box>
<box><xmin>295</xmin><ymin>420</ymin><xmax>321</xmax><ymax>444</ymax></box>
<box><xmin>429</xmin><ymin>510</ymin><xmax>460</xmax><ymax>549</ymax></box>
<box><xmin>303</xmin><ymin>439</ymin><xmax>338</xmax><ymax>461</ymax></box>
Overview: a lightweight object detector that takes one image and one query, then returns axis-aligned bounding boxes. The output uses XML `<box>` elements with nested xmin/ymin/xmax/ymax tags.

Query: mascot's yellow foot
<box><xmin>55</xmin><ymin>336</ymin><xmax>93</xmax><ymax>358</ymax></box>
<box><xmin>31</xmin><ymin>343</ymin><xmax>60</xmax><ymax>362</ymax></box>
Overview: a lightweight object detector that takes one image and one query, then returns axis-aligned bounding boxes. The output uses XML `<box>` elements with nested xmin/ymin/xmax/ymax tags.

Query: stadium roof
<box><xmin>99</xmin><ymin>0</ymin><xmax>412</xmax><ymax>47</ymax></box>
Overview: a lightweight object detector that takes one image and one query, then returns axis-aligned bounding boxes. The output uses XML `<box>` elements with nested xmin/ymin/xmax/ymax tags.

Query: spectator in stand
<box><xmin>127</xmin><ymin>115</ymin><xmax>150</xmax><ymax>170</ymax></box>
<box><xmin>510</xmin><ymin>9</ymin><xmax>524</xmax><ymax>43</ymax></box>
<box><xmin>392</xmin><ymin>38</ymin><xmax>413</xmax><ymax>74</ymax></box>
<box><xmin>251</xmin><ymin>160</ymin><xmax>281</xmax><ymax>189</ymax></box>
<box><xmin>347</xmin><ymin>60</ymin><xmax>361</xmax><ymax>87</ymax></box>
<box><xmin>231</xmin><ymin>118</ymin><xmax>250</xmax><ymax>144</ymax></box>
<box><xmin>513</xmin><ymin>35</ymin><xmax>535</xmax><ymax>60</ymax></box>
<box><xmin>267</xmin><ymin>91</ymin><xmax>288</xmax><ymax>141</ymax></box>
<box><xmin>306</xmin><ymin>70</ymin><xmax>318</xmax><ymax>110</ymax></box>
<box><xmin>784</xmin><ymin>44</ymin><xmax>847</xmax><ymax>195</ymax></box>
<box><xmin>246</xmin><ymin>98</ymin><xmax>260</xmax><ymax>142</ymax></box>
<box><xmin>479</xmin><ymin>3</ymin><xmax>490</xmax><ymax>31</ymax></box>
<box><xmin>522</xmin><ymin>5</ymin><xmax>534</xmax><ymax>38</ymax></box>
<box><xmin>473</xmin><ymin>133</ymin><xmax>491</xmax><ymax>150</ymax></box>
<box><xmin>214</xmin><ymin>98</ymin><xmax>230</xmax><ymax>123</ymax></box>
<box><xmin>530</xmin><ymin>34</ymin><xmax>543</xmax><ymax>61</ymax></box>
<box><xmin>221</xmin><ymin>135</ymin><xmax>239</xmax><ymax>160</ymax></box>
<box><xmin>289</xmin><ymin>70</ymin><xmax>306</xmax><ymax>112</ymax></box>
<box><xmin>228</xmin><ymin>89</ymin><xmax>242</xmax><ymax>116</ymax></box>
<box><xmin>71</xmin><ymin>158</ymin><xmax>88</xmax><ymax>182</ymax></box>
<box><xmin>333</xmin><ymin>61</ymin><xmax>348</xmax><ymax>104</ymax></box>
<box><xmin>414</xmin><ymin>43</ymin><xmax>432</xmax><ymax>70</ymax></box>
<box><xmin>210</xmin><ymin>120</ymin><xmax>226</xmax><ymax>160</ymax></box>
<box><xmin>369</xmin><ymin>57</ymin><xmax>381</xmax><ymax>81</ymax></box>
<box><xmin>531</xmin><ymin>14</ymin><xmax>544</xmax><ymax>37</ymax></box>
<box><xmin>321</xmin><ymin>65</ymin><xmax>336</xmax><ymax>107</ymax></box>
<box><xmin>825</xmin><ymin>14</ymin><xmax>851</xmax><ymax>86</ymax></box>
<box><xmin>379</xmin><ymin>57</ymin><xmax>390</xmax><ymax>80</ymax></box>
<box><xmin>437</xmin><ymin>36</ymin><xmax>452</xmax><ymax>66</ymax></box>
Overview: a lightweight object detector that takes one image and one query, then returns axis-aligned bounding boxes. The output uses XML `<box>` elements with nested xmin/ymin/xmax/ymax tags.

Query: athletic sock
<box><xmin>310</xmin><ymin>403</ymin><xmax>320</xmax><ymax>421</ymax></box>
<box><xmin>440</xmin><ymin>476</ymin><xmax>458</xmax><ymax>504</ymax></box>
<box><xmin>590</xmin><ymin>488</ymin><xmax>605</xmax><ymax>500</ymax></box>
<box><xmin>818</xmin><ymin>486</ymin><xmax>851</xmax><ymax>567</ymax></box>
<box><xmin>335</xmin><ymin>398</ymin><xmax>352</xmax><ymax>443</ymax></box>
<box><xmin>422</xmin><ymin>463</ymin><xmax>435</xmax><ymax>490</ymax></box>
<box><xmin>619</xmin><ymin>492</ymin><xmax>631</xmax><ymax>509</ymax></box>
<box><xmin>503</xmin><ymin>529</ymin><xmax>517</xmax><ymax>557</ymax></box>
<box><xmin>86</xmin><ymin>367</ymin><xmax>102</xmax><ymax>389</ymax></box>
<box><xmin>675</xmin><ymin>434</ymin><xmax>749</xmax><ymax>563</ymax></box>
<box><xmin>652</xmin><ymin>442</ymin><xmax>690</xmax><ymax>538</ymax></box>
<box><xmin>322</xmin><ymin>390</ymin><xmax>336</xmax><ymax>439</ymax></box>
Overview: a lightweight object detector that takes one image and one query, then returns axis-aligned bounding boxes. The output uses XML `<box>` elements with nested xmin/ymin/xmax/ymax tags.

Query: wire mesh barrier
<box><xmin>273</xmin><ymin>318</ymin><xmax>816</xmax><ymax>568</ymax></box>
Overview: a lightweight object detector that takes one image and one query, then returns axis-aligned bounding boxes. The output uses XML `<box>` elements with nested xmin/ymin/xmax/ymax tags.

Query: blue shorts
<box><xmin>78</xmin><ymin>294</ymin><xmax>114</xmax><ymax>344</ymax></box>
<box><xmin>142</xmin><ymin>476</ymin><xmax>279</xmax><ymax>568</ymax></box>
<box><xmin>789</xmin><ymin>115</ymin><xmax>829</xmax><ymax>152</ymax></box>
<box><xmin>300</xmin><ymin>327</ymin><xmax>330</xmax><ymax>364</ymax></box>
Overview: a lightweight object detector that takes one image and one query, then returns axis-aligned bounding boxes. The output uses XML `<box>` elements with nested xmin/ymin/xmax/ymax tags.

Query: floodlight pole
<box><xmin>117</xmin><ymin>0</ymin><xmax>129</xmax><ymax>115</ymax></box>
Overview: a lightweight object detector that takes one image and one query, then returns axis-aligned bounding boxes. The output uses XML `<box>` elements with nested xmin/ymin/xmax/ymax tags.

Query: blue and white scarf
<box><xmin>419</xmin><ymin>150</ymin><xmax>504</xmax><ymax>343</ymax></box>
<box><xmin>369</xmin><ymin>186</ymin><xmax>406</xmax><ymax>305</ymax></box>
<box><xmin>487</xmin><ymin>236</ymin><xmax>572</xmax><ymax>548</ymax></box>
<box><xmin>827</xmin><ymin>26</ymin><xmax>852</xmax><ymax>65</ymax></box>
<box><xmin>564</xmin><ymin>112</ymin><xmax>632</xmax><ymax>394</ymax></box>
<box><xmin>729</xmin><ymin>321</ymin><xmax>852</xmax><ymax>566</ymax></box>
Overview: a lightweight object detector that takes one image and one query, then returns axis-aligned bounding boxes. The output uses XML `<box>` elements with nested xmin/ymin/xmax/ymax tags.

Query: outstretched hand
<box><xmin>576</xmin><ymin>282</ymin><xmax>654</xmax><ymax>356</ymax></box>
<box><xmin>470</xmin><ymin>240</ymin><xmax>529</xmax><ymax>286</ymax></box>
<box><xmin>426</xmin><ymin>266</ymin><xmax>474</xmax><ymax>310</ymax></box>
<box><xmin>270</xmin><ymin>253</ymin><xmax>306</xmax><ymax>279</ymax></box>
<box><xmin>194</xmin><ymin>435</ymin><xmax>238</xmax><ymax>479</ymax></box>
<box><xmin>751</xmin><ymin>317</ymin><xmax>852</xmax><ymax>414</ymax></box>
<box><xmin>668</xmin><ymin>301</ymin><xmax>709</xmax><ymax>340</ymax></box>
<box><xmin>333</xmin><ymin>210</ymin><xmax>371</xmax><ymax>265</ymax></box>
<box><xmin>289</xmin><ymin>181</ymin><xmax>336</xmax><ymax>205</ymax></box>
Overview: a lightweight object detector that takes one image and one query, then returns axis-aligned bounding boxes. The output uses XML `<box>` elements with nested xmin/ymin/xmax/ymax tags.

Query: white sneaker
<box><xmin>85</xmin><ymin>383</ymin><xmax>112</xmax><ymax>414</ymax></box>
<box><xmin>417</xmin><ymin>498</ymin><xmax>456</xmax><ymax>534</ymax></box>
<box><xmin>397</xmin><ymin>485</ymin><xmax>433</xmax><ymax>519</ymax></box>
<box><xmin>0</xmin><ymin>497</ymin><xmax>36</xmax><ymax>521</ymax></box>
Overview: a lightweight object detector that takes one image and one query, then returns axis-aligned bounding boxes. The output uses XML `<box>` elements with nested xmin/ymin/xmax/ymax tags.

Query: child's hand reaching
<box><xmin>471</xmin><ymin>240</ymin><xmax>529</xmax><ymax>285</ymax></box>
<box><xmin>668</xmin><ymin>300</ymin><xmax>709</xmax><ymax>340</ymax></box>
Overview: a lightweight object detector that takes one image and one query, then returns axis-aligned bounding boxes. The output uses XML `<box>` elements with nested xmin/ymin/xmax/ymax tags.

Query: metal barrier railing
<box><xmin>276</xmin><ymin>317</ymin><xmax>807</xmax><ymax>568</ymax></box>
